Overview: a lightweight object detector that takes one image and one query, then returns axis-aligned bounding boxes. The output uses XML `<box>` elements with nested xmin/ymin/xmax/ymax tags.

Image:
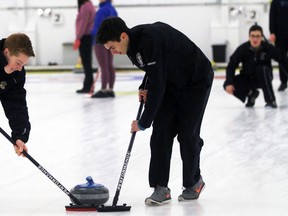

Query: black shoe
<box><xmin>76</xmin><ymin>88</ymin><xmax>90</xmax><ymax>94</ymax></box>
<box><xmin>106</xmin><ymin>90</ymin><xmax>115</xmax><ymax>98</ymax></box>
<box><xmin>91</xmin><ymin>90</ymin><xmax>110</xmax><ymax>98</ymax></box>
<box><xmin>278</xmin><ymin>83</ymin><xmax>287</xmax><ymax>91</ymax></box>
<box><xmin>265</xmin><ymin>101</ymin><xmax>277</xmax><ymax>108</ymax></box>
<box><xmin>245</xmin><ymin>90</ymin><xmax>259</xmax><ymax>107</ymax></box>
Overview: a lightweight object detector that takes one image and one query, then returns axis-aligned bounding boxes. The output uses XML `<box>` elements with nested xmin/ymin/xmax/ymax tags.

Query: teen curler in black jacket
<box><xmin>224</xmin><ymin>24</ymin><xmax>288</xmax><ymax>108</ymax></box>
<box><xmin>0</xmin><ymin>33</ymin><xmax>35</xmax><ymax>156</ymax></box>
<box><xmin>96</xmin><ymin>17</ymin><xmax>214</xmax><ymax>205</ymax></box>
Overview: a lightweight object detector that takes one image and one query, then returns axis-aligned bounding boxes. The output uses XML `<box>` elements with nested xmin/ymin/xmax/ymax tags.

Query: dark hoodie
<box><xmin>0</xmin><ymin>39</ymin><xmax>30</xmax><ymax>142</ymax></box>
<box><xmin>126</xmin><ymin>22</ymin><xmax>213</xmax><ymax>128</ymax></box>
<box><xmin>224</xmin><ymin>40</ymin><xmax>287</xmax><ymax>87</ymax></box>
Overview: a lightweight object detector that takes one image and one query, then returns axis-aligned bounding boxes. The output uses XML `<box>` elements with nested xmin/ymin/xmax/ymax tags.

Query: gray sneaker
<box><xmin>145</xmin><ymin>186</ymin><xmax>171</xmax><ymax>205</ymax></box>
<box><xmin>178</xmin><ymin>176</ymin><xmax>205</xmax><ymax>201</ymax></box>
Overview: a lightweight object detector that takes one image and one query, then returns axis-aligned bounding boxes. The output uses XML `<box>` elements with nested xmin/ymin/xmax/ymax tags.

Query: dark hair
<box><xmin>77</xmin><ymin>0</ymin><xmax>89</xmax><ymax>11</ymax></box>
<box><xmin>249</xmin><ymin>23</ymin><xmax>263</xmax><ymax>36</ymax></box>
<box><xmin>4</xmin><ymin>33</ymin><xmax>35</xmax><ymax>57</ymax></box>
<box><xmin>96</xmin><ymin>17</ymin><xmax>130</xmax><ymax>44</ymax></box>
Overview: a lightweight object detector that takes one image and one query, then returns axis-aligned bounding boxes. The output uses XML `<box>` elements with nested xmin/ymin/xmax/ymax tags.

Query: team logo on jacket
<box><xmin>259</xmin><ymin>52</ymin><xmax>266</xmax><ymax>60</ymax></box>
<box><xmin>0</xmin><ymin>81</ymin><xmax>7</xmax><ymax>90</ymax></box>
<box><xmin>136</xmin><ymin>52</ymin><xmax>145</xmax><ymax>67</ymax></box>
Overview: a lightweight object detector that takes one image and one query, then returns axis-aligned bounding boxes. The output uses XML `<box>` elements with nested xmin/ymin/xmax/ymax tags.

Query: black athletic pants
<box><xmin>275</xmin><ymin>38</ymin><xmax>288</xmax><ymax>85</ymax></box>
<box><xmin>79</xmin><ymin>35</ymin><xmax>93</xmax><ymax>90</ymax></box>
<box><xmin>232</xmin><ymin>66</ymin><xmax>275</xmax><ymax>103</ymax></box>
<box><xmin>148</xmin><ymin>70</ymin><xmax>214</xmax><ymax>188</ymax></box>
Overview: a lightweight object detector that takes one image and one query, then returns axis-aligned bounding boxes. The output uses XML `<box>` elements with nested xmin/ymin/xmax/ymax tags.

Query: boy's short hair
<box><xmin>249</xmin><ymin>24</ymin><xmax>263</xmax><ymax>36</ymax></box>
<box><xmin>96</xmin><ymin>17</ymin><xmax>130</xmax><ymax>44</ymax></box>
<box><xmin>4</xmin><ymin>33</ymin><xmax>35</xmax><ymax>57</ymax></box>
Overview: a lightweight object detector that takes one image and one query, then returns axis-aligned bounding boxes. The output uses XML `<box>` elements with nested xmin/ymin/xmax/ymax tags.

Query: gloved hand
<box><xmin>73</xmin><ymin>39</ymin><xmax>81</xmax><ymax>50</ymax></box>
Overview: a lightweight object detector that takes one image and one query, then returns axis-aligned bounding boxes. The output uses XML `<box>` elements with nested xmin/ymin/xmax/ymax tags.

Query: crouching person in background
<box><xmin>224</xmin><ymin>24</ymin><xmax>288</xmax><ymax>108</ymax></box>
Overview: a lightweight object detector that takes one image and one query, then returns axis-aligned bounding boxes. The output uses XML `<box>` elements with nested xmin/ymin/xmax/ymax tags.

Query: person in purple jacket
<box><xmin>74</xmin><ymin>0</ymin><xmax>96</xmax><ymax>93</ymax></box>
<box><xmin>91</xmin><ymin>0</ymin><xmax>117</xmax><ymax>98</ymax></box>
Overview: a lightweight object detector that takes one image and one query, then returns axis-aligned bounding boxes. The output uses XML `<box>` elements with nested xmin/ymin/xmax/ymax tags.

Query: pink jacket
<box><xmin>75</xmin><ymin>1</ymin><xmax>96</xmax><ymax>40</ymax></box>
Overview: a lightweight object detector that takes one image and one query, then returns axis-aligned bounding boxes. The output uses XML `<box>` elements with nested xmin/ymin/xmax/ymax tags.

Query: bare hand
<box><xmin>269</xmin><ymin>34</ymin><xmax>276</xmax><ymax>44</ymax></box>
<box><xmin>131</xmin><ymin>120</ymin><xmax>140</xmax><ymax>133</ymax></box>
<box><xmin>14</xmin><ymin>139</ymin><xmax>28</xmax><ymax>157</ymax></box>
<box><xmin>225</xmin><ymin>85</ymin><xmax>235</xmax><ymax>95</ymax></box>
<box><xmin>138</xmin><ymin>89</ymin><xmax>147</xmax><ymax>102</ymax></box>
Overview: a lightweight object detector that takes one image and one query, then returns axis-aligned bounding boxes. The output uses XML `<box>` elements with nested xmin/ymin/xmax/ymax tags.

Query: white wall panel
<box><xmin>0</xmin><ymin>0</ymin><xmax>271</xmax><ymax>66</ymax></box>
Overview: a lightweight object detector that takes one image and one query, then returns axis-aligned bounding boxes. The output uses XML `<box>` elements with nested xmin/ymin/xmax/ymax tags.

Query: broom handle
<box><xmin>0</xmin><ymin>127</ymin><xmax>82</xmax><ymax>206</ymax></box>
<box><xmin>112</xmin><ymin>99</ymin><xmax>144</xmax><ymax>206</ymax></box>
<box><xmin>112</xmin><ymin>77</ymin><xmax>148</xmax><ymax>206</ymax></box>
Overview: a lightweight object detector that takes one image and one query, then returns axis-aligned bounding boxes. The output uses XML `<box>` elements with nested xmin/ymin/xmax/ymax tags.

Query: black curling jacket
<box><xmin>224</xmin><ymin>40</ymin><xmax>287</xmax><ymax>87</ymax></box>
<box><xmin>0</xmin><ymin>39</ymin><xmax>31</xmax><ymax>142</ymax></box>
<box><xmin>126</xmin><ymin>22</ymin><xmax>212</xmax><ymax>129</ymax></box>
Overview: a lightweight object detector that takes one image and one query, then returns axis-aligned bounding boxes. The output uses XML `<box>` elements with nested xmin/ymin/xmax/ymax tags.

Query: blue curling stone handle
<box><xmin>75</xmin><ymin>176</ymin><xmax>104</xmax><ymax>188</ymax></box>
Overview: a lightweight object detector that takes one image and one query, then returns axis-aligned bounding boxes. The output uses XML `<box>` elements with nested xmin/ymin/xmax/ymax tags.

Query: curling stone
<box><xmin>70</xmin><ymin>176</ymin><xmax>109</xmax><ymax>205</ymax></box>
